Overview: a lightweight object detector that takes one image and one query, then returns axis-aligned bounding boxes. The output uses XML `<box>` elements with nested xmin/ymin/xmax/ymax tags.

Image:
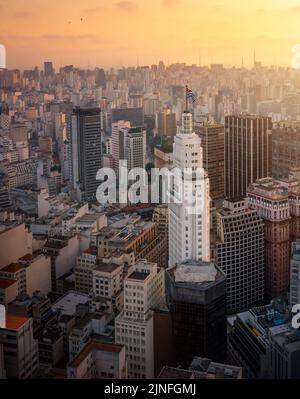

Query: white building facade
<box><xmin>169</xmin><ymin>112</ymin><xmax>211</xmax><ymax>267</ymax></box>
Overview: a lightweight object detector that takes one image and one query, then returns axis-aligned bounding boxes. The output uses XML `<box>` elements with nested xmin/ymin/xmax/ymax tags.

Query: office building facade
<box><xmin>215</xmin><ymin>198</ymin><xmax>265</xmax><ymax>313</ymax></box>
<box><xmin>225</xmin><ymin>115</ymin><xmax>272</xmax><ymax>198</ymax></box>
<box><xmin>69</xmin><ymin>107</ymin><xmax>102</xmax><ymax>203</ymax></box>
<box><xmin>195</xmin><ymin>123</ymin><xmax>225</xmax><ymax>199</ymax></box>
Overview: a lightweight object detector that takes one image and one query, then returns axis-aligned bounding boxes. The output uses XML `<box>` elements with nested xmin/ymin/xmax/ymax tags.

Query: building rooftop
<box><xmin>52</xmin><ymin>291</ymin><xmax>90</xmax><ymax>316</ymax></box>
<box><xmin>73</xmin><ymin>107</ymin><xmax>100</xmax><ymax>116</ymax></box>
<box><xmin>158</xmin><ymin>358</ymin><xmax>242</xmax><ymax>380</ymax></box>
<box><xmin>4</xmin><ymin>314</ymin><xmax>30</xmax><ymax>330</ymax></box>
<box><xmin>158</xmin><ymin>367</ymin><xmax>194</xmax><ymax>379</ymax></box>
<box><xmin>174</xmin><ymin>261</ymin><xmax>218</xmax><ymax>284</ymax></box>
<box><xmin>0</xmin><ymin>278</ymin><xmax>17</xmax><ymax>289</ymax></box>
<box><xmin>83</xmin><ymin>247</ymin><xmax>97</xmax><ymax>255</ymax></box>
<box><xmin>1</xmin><ymin>263</ymin><xmax>24</xmax><ymax>273</ymax></box>
<box><xmin>270</xmin><ymin>324</ymin><xmax>300</xmax><ymax>353</ymax></box>
<box><xmin>69</xmin><ymin>340</ymin><xmax>124</xmax><ymax>369</ymax></box>
<box><xmin>19</xmin><ymin>254</ymin><xmax>34</xmax><ymax>262</ymax></box>
<box><xmin>190</xmin><ymin>357</ymin><xmax>242</xmax><ymax>379</ymax></box>
<box><xmin>94</xmin><ymin>262</ymin><xmax>122</xmax><ymax>274</ymax></box>
<box><xmin>59</xmin><ymin>314</ymin><xmax>75</xmax><ymax>324</ymax></box>
<box><xmin>236</xmin><ymin>299</ymin><xmax>289</xmax><ymax>344</ymax></box>
<box><xmin>128</xmin><ymin>127</ymin><xmax>144</xmax><ymax>134</ymax></box>
<box><xmin>127</xmin><ymin>271</ymin><xmax>149</xmax><ymax>281</ymax></box>
<box><xmin>248</xmin><ymin>177</ymin><xmax>300</xmax><ymax>200</ymax></box>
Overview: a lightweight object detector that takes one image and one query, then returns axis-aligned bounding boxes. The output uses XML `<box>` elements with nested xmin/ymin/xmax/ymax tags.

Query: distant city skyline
<box><xmin>1</xmin><ymin>0</ymin><xmax>300</xmax><ymax>69</ymax></box>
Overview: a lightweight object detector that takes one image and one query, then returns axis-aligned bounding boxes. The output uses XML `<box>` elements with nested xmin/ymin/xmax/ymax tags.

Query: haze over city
<box><xmin>2</xmin><ymin>0</ymin><xmax>300</xmax><ymax>387</ymax></box>
<box><xmin>1</xmin><ymin>0</ymin><xmax>300</xmax><ymax>68</ymax></box>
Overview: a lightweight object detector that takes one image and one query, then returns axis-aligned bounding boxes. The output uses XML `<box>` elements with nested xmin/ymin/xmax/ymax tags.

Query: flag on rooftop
<box><xmin>186</xmin><ymin>86</ymin><xmax>197</xmax><ymax>104</ymax></box>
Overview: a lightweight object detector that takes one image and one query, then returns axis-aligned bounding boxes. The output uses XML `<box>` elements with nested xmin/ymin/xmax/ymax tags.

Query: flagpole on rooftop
<box><xmin>185</xmin><ymin>85</ymin><xmax>188</xmax><ymax>113</ymax></box>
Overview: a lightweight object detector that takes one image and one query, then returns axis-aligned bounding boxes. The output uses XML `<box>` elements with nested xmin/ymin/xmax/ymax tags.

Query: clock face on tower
<box><xmin>0</xmin><ymin>44</ymin><xmax>6</xmax><ymax>69</ymax></box>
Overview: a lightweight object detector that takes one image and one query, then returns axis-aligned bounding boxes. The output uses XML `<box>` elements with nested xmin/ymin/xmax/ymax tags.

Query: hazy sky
<box><xmin>1</xmin><ymin>0</ymin><xmax>300</xmax><ymax>69</ymax></box>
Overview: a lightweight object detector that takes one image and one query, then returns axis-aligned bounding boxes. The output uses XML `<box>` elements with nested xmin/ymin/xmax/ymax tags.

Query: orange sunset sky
<box><xmin>1</xmin><ymin>0</ymin><xmax>300</xmax><ymax>69</ymax></box>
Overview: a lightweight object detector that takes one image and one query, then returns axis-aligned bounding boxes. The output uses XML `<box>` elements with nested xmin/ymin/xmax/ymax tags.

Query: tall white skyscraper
<box><xmin>169</xmin><ymin>112</ymin><xmax>211</xmax><ymax>267</ymax></box>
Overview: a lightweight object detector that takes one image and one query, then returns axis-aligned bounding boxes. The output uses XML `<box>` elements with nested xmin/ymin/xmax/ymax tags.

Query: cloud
<box><xmin>115</xmin><ymin>1</ymin><xmax>137</xmax><ymax>12</ymax></box>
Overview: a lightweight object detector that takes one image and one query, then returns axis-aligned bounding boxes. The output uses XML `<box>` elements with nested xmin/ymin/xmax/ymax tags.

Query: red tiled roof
<box><xmin>19</xmin><ymin>254</ymin><xmax>34</xmax><ymax>261</ymax></box>
<box><xmin>0</xmin><ymin>279</ymin><xmax>17</xmax><ymax>289</ymax></box>
<box><xmin>84</xmin><ymin>247</ymin><xmax>97</xmax><ymax>255</ymax></box>
<box><xmin>5</xmin><ymin>314</ymin><xmax>30</xmax><ymax>330</ymax></box>
<box><xmin>1</xmin><ymin>263</ymin><xmax>24</xmax><ymax>273</ymax></box>
<box><xmin>69</xmin><ymin>341</ymin><xmax>123</xmax><ymax>369</ymax></box>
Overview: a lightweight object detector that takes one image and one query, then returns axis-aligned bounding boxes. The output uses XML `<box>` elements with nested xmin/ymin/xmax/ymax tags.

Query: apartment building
<box><xmin>115</xmin><ymin>261</ymin><xmax>165</xmax><ymax>379</ymax></box>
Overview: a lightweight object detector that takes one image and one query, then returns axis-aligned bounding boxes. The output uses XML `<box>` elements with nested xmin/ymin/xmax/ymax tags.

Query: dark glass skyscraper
<box><xmin>225</xmin><ymin>115</ymin><xmax>272</xmax><ymax>199</ymax></box>
<box><xmin>69</xmin><ymin>107</ymin><xmax>102</xmax><ymax>203</ymax></box>
<box><xmin>166</xmin><ymin>261</ymin><xmax>227</xmax><ymax>368</ymax></box>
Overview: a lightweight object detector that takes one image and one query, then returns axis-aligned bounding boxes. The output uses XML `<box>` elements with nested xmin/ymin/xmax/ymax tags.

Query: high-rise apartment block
<box><xmin>157</xmin><ymin>110</ymin><xmax>177</xmax><ymax>137</ymax></box>
<box><xmin>92</xmin><ymin>262</ymin><xmax>124</xmax><ymax>312</ymax></box>
<box><xmin>195</xmin><ymin>123</ymin><xmax>225</xmax><ymax>199</ymax></box>
<box><xmin>115</xmin><ymin>261</ymin><xmax>165</xmax><ymax>379</ymax></box>
<box><xmin>215</xmin><ymin>199</ymin><xmax>265</xmax><ymax>313</ymax></box>
<box><xmin>75</xmin><ymin>247</ymin><xmax>98</xmax><ymax>294</ymax></box>
<box><xmin>225</xmin><ymin>115</ymin><xmax>272</xmax><ymax>198</ymax></box>
<box><xmin>44</xmin><ymin>62</ymin><xmax>55</xmax><ymax>78</ymax></box>
<box><xmin>111</xmin><ymin>120</ymin><xmax>130</xmax><ymax>174</ymax></box>
<box><xmin>272</xmin><ymin>122</ymin><xmax>300</xmax><ymax>179</ymax></box>
<box><xmin>123</xmin><ymin>127</ymin><xmax>147</xmax><ymax>170</ymax></box>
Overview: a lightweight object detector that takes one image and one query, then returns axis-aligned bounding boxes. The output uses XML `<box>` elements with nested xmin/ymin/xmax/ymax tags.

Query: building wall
<box><xmin>0</xmin><ymin>318</ymin><xmax>39</xmax><ymax>379</ymax></box>
<box><xmin>195</xmin><ymin>124</ymin><xmax>225</xmax><ymax>199</ymax></box>
<box><xmin>169</xmin><ymin>113</ymin><xmax>211</xmax><ymax>267</ymax></box>
<box><xmin>272</xmin><ymin>124</ymin><xmax>300</xmax><ymax>179</ymax></box>
<box><xmin>25</xmin><ymin>256</ymin><xmax>52</xmax><ymax>296</ymax></box>
<box><xmin>0</xmin><ymin>343</ymin><xmax>5</xmax><ymax>379</ymax></box>
<box><xmin>67</xmin><ymin>345</ymin><xmax>127</xmax><ymax>379</ymax></box>
<box><xmin>215</xmin><ymin>201</ymin><xmax>265</xmax><ymax>313</ymax></box>
<box><xmin>225</xmin><ymin>115</ymin><xmax>272</xmax><ymax>199</ymax></box>
<box><xmin>166</xmin><ymin>267</ymin><xmax>227</xmax><ymax>368</ymax></box>
<box><xmin>153</xmin><ymin>309</ymin><xmax>174</xmax><ymax>377</ymax></box>
<box><xmin>0</xmin><ymin>281</ymin><xmax>18</xmax><ymax>305</ymax></box>
<box><xmin>264</xmin><ymin>220</ymin><xmax>291</xmax><ymax>298</ymax></box>
<box><xmin>55</xmin><ymin>236</ymin><xmax>80</xmax><ymax>281</ymax></box>
<box><xmin>0</xmin><ymin>224</ymin><xmax>32</xmax><ymax>270</ymax></box>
